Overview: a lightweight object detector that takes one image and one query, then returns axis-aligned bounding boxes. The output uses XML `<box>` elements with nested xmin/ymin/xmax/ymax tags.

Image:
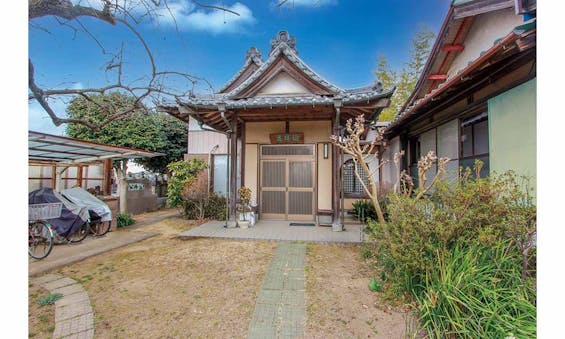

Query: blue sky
<box><xmin>29</xmin><ymin>0</ymin><xmax>450</xmax><ymax>134</ymax></box>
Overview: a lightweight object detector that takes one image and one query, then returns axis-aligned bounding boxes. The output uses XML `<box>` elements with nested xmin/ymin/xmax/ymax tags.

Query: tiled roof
<box><xmin>216</xmin><ymin>47</ymin><xmax>263</xmax><ymax>93</ymax></box>
<box><xmin>178</xmin><ymin>85</ymin><xmax>394</xmax><ymax>110</ymax></box>
<box><xmin>181</xmin><ymin>31</ymin><xmax>392</xmax><ymax>109</ymax></box>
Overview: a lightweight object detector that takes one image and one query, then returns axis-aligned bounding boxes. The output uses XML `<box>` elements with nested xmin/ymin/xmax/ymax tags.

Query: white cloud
<box><xmin>28</xmin><ymin>100</ymin><xmax>67</xmax><ymax>136</ymax></box>
<box><xmin>70</xmin><ymin>1</ymin><xmax>256</xmax><ymax>34</ymax></box>
<box><xmin>151</xmin><ymin>1</ymin><xmax>256</xmax><ymax>34</ymax></box>
<box><xmin>275</xmin><ymin>0</ymin><xmax>337</xmax><ymax>8</ymax></box>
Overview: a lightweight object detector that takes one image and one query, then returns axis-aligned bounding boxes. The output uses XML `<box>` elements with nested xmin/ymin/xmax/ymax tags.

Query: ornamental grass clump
<box><xmin>366</xmin><ymin>160</ymin><xmax>536</xmax><ymax>337</ymax></box>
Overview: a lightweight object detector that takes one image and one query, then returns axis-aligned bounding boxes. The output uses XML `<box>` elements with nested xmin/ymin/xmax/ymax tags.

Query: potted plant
<box><xmin>237</xmin><ymin>187</ymin><xmax>252</xmax><ymax>229</ymax></box>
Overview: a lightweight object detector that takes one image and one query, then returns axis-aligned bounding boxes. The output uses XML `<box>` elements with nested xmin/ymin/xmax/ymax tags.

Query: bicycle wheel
<box><xmin>91</xmin><ymin>220</ymin><xmax>111</xmax><ymax>236</ymax></box>
<box><xmin>28</xmin><ymin>221</ymin><xmax>54</xmax><ymax>260</ymax></box>
<box><xmin>67</xmin><ymin>222</ymin><xmax>89</xmax><ymax>243</ymax></box>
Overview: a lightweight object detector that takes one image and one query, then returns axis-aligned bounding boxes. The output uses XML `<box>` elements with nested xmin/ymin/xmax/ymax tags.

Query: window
<box><xmin>343</xmin><ymin>159</ymin><xmax>369</xmax><ymax>196</ymax></box>
<box><xmin>460</xmin><ymin>113</ymin><xmax>489</xmax><ymax>176</ymax></box>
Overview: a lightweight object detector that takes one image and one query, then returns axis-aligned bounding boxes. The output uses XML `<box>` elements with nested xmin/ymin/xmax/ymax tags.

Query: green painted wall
<box><xmin>488</xmin><ymin>78</ymin><xmax>536</xmax><ymax>197</ymax></box>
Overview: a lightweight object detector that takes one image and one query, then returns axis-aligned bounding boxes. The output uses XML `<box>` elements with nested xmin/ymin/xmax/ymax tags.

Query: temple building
<box><xmin>162</xmin><ymin>31</ymin><xmax>394</xmax><ymax>226</ymax></box>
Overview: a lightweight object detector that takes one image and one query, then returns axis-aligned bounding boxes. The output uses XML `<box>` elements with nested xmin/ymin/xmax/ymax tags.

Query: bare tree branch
<box><xmin>29</xmin><ymin>0</ymin><xmax>241</xmax><ymax>130</ymax></box>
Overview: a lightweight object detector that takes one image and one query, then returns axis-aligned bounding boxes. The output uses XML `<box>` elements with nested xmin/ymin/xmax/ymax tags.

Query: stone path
<box><xmin>31</xmin><ymin>273</ymin><xmax>94</xmax><ymax>339</ymax></box>
<box><xmin>247</xmin><ymin>242</ymin><xmax>307</xmax><ymax>339</ymax></box>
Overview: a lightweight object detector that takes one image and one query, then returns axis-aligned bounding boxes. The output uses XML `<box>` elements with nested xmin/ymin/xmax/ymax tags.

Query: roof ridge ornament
<box><xmin>270</xmin><ymin>30</ymin><xmax>297</xmax><ymax>56</ymax></box>
<box><xmin>245</xmin><ymin>46</ymin><xmax>262</xmax><ymax>63</ymax></box>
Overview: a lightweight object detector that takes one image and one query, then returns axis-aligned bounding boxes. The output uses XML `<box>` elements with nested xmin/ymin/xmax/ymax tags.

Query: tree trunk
<box><xmin>357</xmin><ymin>155</ymin><xmax>386</xmax><ymax>225</ymax></box>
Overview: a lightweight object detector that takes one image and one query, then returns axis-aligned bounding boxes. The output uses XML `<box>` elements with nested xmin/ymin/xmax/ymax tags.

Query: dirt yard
<box><xmin>58</xmin><ymin>217</ymin><xmax>278</xmax><ymax>338</ymax></box>
<box><xmin>305</xmin><ymin>243</ymin><xmax>412</xmax><ymax>338</ymax></box>
<box><xmin>28</xmin><ymin>284</ymin><xmax>56</xmax><ymax>338</ymax></box>
<box><xmin>29</xmin><ymin>214</ymin><xmax>413</xmax><ymax>337</ymax></box>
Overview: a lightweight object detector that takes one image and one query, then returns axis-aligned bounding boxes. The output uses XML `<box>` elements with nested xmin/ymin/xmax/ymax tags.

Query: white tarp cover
<box><xmin>61</xmin><ymin>187</ymin><xmax>112</xmax><ymax>222</ymax></box>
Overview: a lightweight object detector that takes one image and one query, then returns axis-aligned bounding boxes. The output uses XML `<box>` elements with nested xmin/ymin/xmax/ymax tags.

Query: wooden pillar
<box><xmin>332</xmin><ymin>118</ymin><xmax>341</xmax><ymax>227</ymax></box>
<box><xmin>51</xmin><ymin>165</ymin><xmax>57</xmax><ymax>189</ymax></box>
<box><xmin>229</xmin><ymin>114</ymin><xmax>238</xmax><ymax>223</ymax></box>
<box><xmin>241</xmin><ymin>122</ymin><xmax>246</xmax><ymax>187</ymax></box>
<box><xmin>77</xmin><ymin>165</ymin><xmax>83</xmax><ymax>188</ymax></box>
<box><xmin>103</xmin><ymin>159</ymin><xmax>112</xmax><ymax>195</ymax></box>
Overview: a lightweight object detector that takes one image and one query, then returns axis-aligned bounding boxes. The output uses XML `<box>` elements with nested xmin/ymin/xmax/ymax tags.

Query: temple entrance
<box><xmin>259</xmin><ymin>145</ymin><xmax>316</xmax><ymax>221</ymax></box>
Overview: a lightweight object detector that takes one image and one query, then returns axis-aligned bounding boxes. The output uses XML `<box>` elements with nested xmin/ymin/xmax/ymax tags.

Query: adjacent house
<box><xmin>162</xmin><ymin>31</ymin><xmax>394</xmax><ymax>226</ymax></box>
<box><xmin>382</xmin><ymin>0</ymin><xmax>537</xmax><ymax>197</ymax></box>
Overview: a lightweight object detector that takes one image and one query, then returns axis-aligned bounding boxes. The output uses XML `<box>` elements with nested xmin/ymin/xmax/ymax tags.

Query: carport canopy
<box><xmin>29</xmin><ymin>131</ymin><xmax>163</xmax><ymax>165</ymax></box>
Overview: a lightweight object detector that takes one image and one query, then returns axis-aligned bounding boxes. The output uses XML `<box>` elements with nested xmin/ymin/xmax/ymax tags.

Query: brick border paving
<box><xmin>247</xmin><ymin>242</ymin><xmax>307</xmax><ymax>339</ymax></box>
<box><xmin>31</xmin><ymin>273</ymin><xmax>94</xmax><ymax>339</ymax></box>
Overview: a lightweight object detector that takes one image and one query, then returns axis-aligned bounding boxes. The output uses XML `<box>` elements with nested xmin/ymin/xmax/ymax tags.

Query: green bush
<box><xmin>366</xmin><ymin>165</ymin><xmax>536</xmax><ymax>337</ymax></box>
<box><xmin>183</xmin><ymin>193</ymin><xmax>227</xmax><ymax>220</ymax></box>
<box><xmin>352</xmin><ymin>198</ymin><xmax>389</xmax><ymax>223</ymax></box>
<box><xmin>116</xmin><ymin>213</ymin><xmax>135</xmax><ymax>228</ymax></box>
<box><xmin>167</xmin><ymin>159</ymin><xmax>207</xmax><ymax>208</ymax></box>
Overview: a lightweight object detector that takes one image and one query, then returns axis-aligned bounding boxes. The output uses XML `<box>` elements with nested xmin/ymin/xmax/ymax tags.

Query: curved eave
<box><xmin>177</xmin><ymin>85</ymin><xmax>394</xmax><ymax>111</ymax></box>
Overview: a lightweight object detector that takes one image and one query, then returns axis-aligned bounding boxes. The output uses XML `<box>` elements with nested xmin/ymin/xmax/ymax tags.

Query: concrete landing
<box><xmin>178</xmin><ymin>220</ymin><xmax>365</xmax><ymax>243</ymax></box>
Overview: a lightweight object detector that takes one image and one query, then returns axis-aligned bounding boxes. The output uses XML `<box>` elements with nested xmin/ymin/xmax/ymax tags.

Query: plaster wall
<box><xmin>488</xmin><ymin>78</ymin><xmax>536</xmax><ymax>198</ymax></box>
<box><xmin>448</xmin><ymin>8</ymin><xmax>523</xmax><ymax>77</ymax></box>
<box><xmin>244</xmin><ymin>144</ymin><xmax>259</xmax><ymax>203</ymax></box>
<box><xmin>381</xmin><ymin>136</ymin><xmax>401</xmax><ymax>192</ymax></box>
<box><xmin>188</xmin><ymin>130</ymin><xmax>228</xmax><ymax>154</ymax></box>
<box><xmin>256</xmin><ymin>71</ymin><xmax>311</xmax><ymax>95</ymax></box>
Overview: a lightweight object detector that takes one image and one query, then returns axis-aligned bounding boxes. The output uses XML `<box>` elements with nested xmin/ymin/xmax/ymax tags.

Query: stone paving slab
<box><xmin>52</xmin><ymin>283</ymin><xmax>86</xmax><ymax>297</ymax></box>
<box><xmin>60</xmin><ymin>328</ymin><xmax>94</xmax><ymax>339</ymax></box>
<box><xmin>53</xmin><ymin>312</ymin><xmax>94</xmax><ymax>338</ymax></box>
<box><xmin>247</xmin><ymin>242</ymin><xmax>307</xmax><ymax>339</ymax></box>
<box><xmin>55</xmin><ymin>292</ymin><xmax>90</xmax><ymax>307</ymax></box>
<box><xmin>43</xmin><ymin>277</ymin><xmax>77</xmax><ymax>291</ymax></box>
<box><xmin>56</xmin><ymin>300</ymin><xmax>93</xmax><ymax>322</ymax></box>
<box><xmin>32</xmin><ymin>275</ymin><xmax>94</xmax><ymax>339</ymax></box>
<box><xmin>31</xmin><ymin>273</ymin><xmax>64</xmax><ymax>285</ymax></box>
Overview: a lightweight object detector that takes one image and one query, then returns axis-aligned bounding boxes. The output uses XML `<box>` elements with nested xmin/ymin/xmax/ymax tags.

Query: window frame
<box><xmin>459</xmin><ymin>112</ymin><xmax>490</xmax><ymax>174</ymax></box>
<box><xmin>342</xmin><ymin>159</ymin><xmax>370</xmax><ymax>199</ymax></box>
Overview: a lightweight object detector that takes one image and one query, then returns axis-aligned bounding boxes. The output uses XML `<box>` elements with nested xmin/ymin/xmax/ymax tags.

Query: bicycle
<box><xmin>66</xmin><ymin>212</ymin><xmax>112</xmax><ymax>243</ymax></box>
<box><xmin>28</xmin><ymin>203</ymin><xmax>60</xmax><ymax>260</ymax></box>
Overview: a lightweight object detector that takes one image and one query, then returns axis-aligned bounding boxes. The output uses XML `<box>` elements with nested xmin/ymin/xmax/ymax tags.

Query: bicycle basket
<box><xmin>29</xmin><ymin>203</ymin><xmax>63</xmax><ymax>221</ymax></box>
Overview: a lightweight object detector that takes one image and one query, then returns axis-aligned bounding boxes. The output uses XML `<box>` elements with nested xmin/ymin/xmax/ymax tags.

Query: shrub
<box><xmin>183</xmin><ymin>193</ymin><xmax>227</xmax><ymax>220</ymax></box>
<box><xmin>167</xmin><ymin>159</ymin><xmax>207</xmax><ymax>208</ymax></box>
<box><xmin>116</xmin><ymin>213</ymin><xmax>135</xmax><ymax>228</ymax></box>
<box><xmin>352</xmin><ymin>199</ymin><xmax>389</xmax><ymax>223</ymax></box>
<box><xmin>181</xmin><ymin>171</ymin><xmax>208</xmax><ymax>219</ymax></box>
<box><xmin>366</xmin><ymin>163</ymin><xmax>536</xmax><ymax>337</ymax></box>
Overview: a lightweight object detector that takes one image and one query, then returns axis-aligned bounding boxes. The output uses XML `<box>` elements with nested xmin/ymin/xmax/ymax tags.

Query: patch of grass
<box><xmin>38</xmin><ymin>293</ymin><xmax>63</xmax><ymax>306</ymax></box>
<box><xmin>76</xmin><ymin>274</ymin><xmax>93</xmax><ymax>284</ymax></box>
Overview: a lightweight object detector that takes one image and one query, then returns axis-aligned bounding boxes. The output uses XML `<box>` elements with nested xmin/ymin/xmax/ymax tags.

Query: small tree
<box><xmin>167</xmin><ymin>159</ymin><xmax>207</xmax><ymax>209</ymax></box>
<box><xmin>330</xmin><ymin>115</ymin><xmax>449</xmax><ymax>225</ymax></box>
<box><xmin>182</xmin><ymin>171</ymin><xmax>209</xmax><ymax>220</ymax></box>
<box><xmin>330</xmin><ymin>115</ymin><xmax>387</xmax><ymax>225</ymax></box>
